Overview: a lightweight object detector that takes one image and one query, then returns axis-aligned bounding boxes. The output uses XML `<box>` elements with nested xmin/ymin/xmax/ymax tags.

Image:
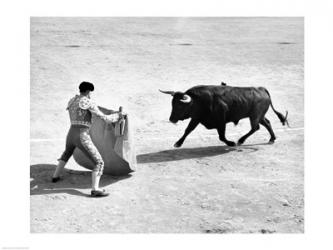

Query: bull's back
<box><xmin>187</xmin><ymin>85</ymin><xmax>269</xmax><ymax>105</ymax></box>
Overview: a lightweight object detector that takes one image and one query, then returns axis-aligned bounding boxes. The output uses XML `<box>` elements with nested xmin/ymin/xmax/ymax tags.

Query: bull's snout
<box><xmin>169</xmin><ymin>117</ymin><xmax>178</xmax><ymax>124</ymax></box>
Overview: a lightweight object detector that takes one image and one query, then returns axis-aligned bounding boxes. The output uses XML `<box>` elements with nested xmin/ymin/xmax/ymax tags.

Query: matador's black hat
<box><xmin>79</xmin><ymin>81</ymin><xmax>94</xmax><ymax>93</ymax></box>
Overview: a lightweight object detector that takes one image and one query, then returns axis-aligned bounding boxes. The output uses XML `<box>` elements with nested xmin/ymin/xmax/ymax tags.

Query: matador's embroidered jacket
<box><xmin>67</xmin><ymin>95</ymin><xmax>119</xmax><ymax>127</ymax></box>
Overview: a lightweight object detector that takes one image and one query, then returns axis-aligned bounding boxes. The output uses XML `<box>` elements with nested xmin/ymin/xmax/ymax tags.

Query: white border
<box><xmin>1</xmin><ymin>0</ymin><xmax>332</xmax><ymax>249</ymax></box>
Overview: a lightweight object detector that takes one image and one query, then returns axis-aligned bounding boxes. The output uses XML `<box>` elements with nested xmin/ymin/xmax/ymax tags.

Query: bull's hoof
<box><xmin>174</xmin><ymin>141</ymin><xmax>183</xmax><ymax>148</ymax></box>
<box><xmin>236</xmin><ymin>138</ymin><xmax>245</xmax><ymax>146</ymax></box>
<box><xmin>268</xmin><ymin>139</ymin><xmax>275</xmax><ymax>144</ymax></box>
<box><xmin>226</xmin><ymin>141</ymin><xmax>236</xmax><ymax>147</ymax></box>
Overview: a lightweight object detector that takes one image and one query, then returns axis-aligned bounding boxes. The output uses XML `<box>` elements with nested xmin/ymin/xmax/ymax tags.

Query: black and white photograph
<box><xmin>30</xmin><ymin>16</ymin><xmax>303</xmax><ymax>233</ymax></box>
<box><xmin>2</xmin><ymin>0</ymin><xmax>333</xmax><ymax>249</ymax></box>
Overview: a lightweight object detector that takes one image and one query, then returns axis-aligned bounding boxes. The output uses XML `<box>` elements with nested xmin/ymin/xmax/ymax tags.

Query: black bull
<box><xmin>160</xmin><ymin>85</ymin><xmax>288</xmax><ymax>147</ymax></box>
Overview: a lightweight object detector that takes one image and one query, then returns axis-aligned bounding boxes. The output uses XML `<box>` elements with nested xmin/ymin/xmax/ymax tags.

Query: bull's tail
<box><xmin>264</xmin><ymin>88</ymin><xmax>289</xmax><ymax>127</ymax></box>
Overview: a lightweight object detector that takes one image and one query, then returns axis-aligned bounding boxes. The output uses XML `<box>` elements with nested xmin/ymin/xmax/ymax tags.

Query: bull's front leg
<box><xmin>174</xmin><ymin>119</ymin><xmax>199</xmax><ymax>148</ymax></box>
<box><xmin>217</xmin><ymin>122</ymin><xmax>236</xmax><ymax>147</ymax></box>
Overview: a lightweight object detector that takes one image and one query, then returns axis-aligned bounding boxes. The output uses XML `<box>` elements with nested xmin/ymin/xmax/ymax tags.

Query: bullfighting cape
<box><xmin>73</xmin><ymin>107</ymin><xmax>136</xmax><ymax>176</ymax></box>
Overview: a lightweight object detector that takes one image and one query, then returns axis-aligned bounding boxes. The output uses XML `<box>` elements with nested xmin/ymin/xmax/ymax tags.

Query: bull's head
<box><xmin>159</xmin><ymin>89</ymin><xmax>193</xmax><ymax>123</ymax></box>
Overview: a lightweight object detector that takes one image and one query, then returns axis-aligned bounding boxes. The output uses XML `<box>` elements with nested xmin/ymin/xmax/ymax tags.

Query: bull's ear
<box><xmin>159</xmin><ymin>89</ymin><xmax>175</xmax><ymax>96</ymax></box>
<box><xmin>180</xmin><ymin>94</ymin><xmax>192</xmax><ymax>103</ymax></box>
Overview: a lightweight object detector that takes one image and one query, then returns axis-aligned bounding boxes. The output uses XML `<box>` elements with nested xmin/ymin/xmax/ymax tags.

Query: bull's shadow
<box><xmin>30</xmin><ymin>164</ymin><xmax>132</xmax><ymax>197</ymax></box>
<box><xmin>136</xmin><ymin>144</ymin><xmax>259</xmax><ymax>164</ymax></box>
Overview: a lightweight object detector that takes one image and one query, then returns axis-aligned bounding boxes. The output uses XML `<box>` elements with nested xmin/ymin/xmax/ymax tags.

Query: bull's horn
<box><xmin>180</xmin><ymin>94</ymin><xmax>192</xmax><ymax>103</ymax></box>
<box><xmin>159</xmin><ymin>89</ymin><xmax>175</xmax><ymax>96</ymax></box>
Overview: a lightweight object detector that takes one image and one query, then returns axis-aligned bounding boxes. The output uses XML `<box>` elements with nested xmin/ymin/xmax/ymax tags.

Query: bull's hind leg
<box><xmin>237</xmin><ymin>117</ymin><xmax>260</xmax><ymax>145</ymax></box>
<box><xmin>259</xmin><ymin>117</ymin><xmax>276</xmax><ymax>143</ymax></box>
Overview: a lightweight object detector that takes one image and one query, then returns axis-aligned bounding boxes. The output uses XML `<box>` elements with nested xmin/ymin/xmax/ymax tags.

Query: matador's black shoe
<box><xmin>51</xmin><ymin>177</ymin><xmax>61</xmax><ymax>183</ymax></box>
<box><xmin>91</xmin><ymin>189</ymin><xmax>109</xmax><ymax>197</ymax></box>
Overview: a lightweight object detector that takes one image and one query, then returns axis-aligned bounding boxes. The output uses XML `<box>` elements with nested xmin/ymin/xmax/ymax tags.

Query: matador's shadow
<box><xmin>30</xmin><ymin>164</ymin><xmax>132</xmax><ymax>197</ymax></box>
